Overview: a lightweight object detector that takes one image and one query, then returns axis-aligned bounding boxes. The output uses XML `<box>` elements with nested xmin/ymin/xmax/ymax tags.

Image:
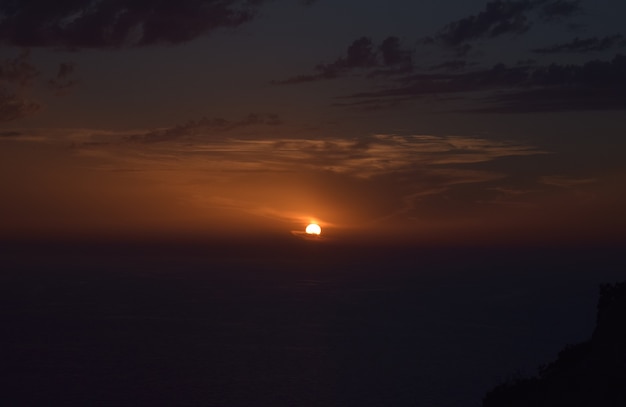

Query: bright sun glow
<box><xmin>305</xmin><ymin>223</ymin><xmax>322</xmax><ymax>235</ymax></box>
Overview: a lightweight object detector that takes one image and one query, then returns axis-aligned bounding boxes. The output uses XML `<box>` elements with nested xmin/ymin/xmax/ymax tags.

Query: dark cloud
<box><xmin>338</xmin><ymin>36</ymin><xmax>378</xmax><ymax>68</ymax></box>
<box><xmin>127</xmin><ymin>113</ymin><xmax>282</xmax><ymax>143</ymax></box>
<box><xmin>56</xmin><ymin>62</ymin><xmax>75</xmax><ymax>79</ymax></box>
<box><xmin>475</xmin><ymin>86</ymin><xmax>626</xmax><ymax>113</ymax></box>
<box><xmin>438</xmin><ymin>0</ymin><xmax>535</xmax><ymax>47</ymax></box>
<box><xmin>0</xmin><ymin>89</ymin><xmax>41</xmax><ymax>122</ymax></box>
<box><xmin>343</xmin><ymin>64</ymin><xmax>531</xmax><ymax>99</ymax></box>
<box><xmin>0</xmin><ymin>50</ymin><xmax>39</xmax><ymax>86</ymax></box>
<box><xmin>272</xmin><ymin>36</ymin><xmax>413</xmax><ymax>84</ymax></box>
<box><xmin>437</xmin><ymin>0</ymin><xmax>582</xmax><ymax>47</ymax></box>
<box><xmin>275</xmin><ymin>1</ymin><xmax>582</xmax><ymax>86</ymax></box>
<box><xmin>531</xmin><ymin>55</ymin><xmax>626</xmax><ymax>88</ymax></box>
<box><xmin>540</xmin><ymin>0</ymin><xmax>581</xmax><ymax>20</ymax></box>
<box><xmin>339</xmin><ymin>54</ymin><xmax>626</xmax><ymax>113</ymax></box>
<box><xmin>48</xmin><ymin>62</ymin><xmax>77</xmax><ymax>94</ymax></box>
<box><xmin>0</xmin><ymin>130</ymin><xmax>22</xmax><ymax>137</ymax></box>
<box><xmin>429</xmin><ymin>60</ymin><xmax>468</xmax><ymax>72</ymax></box>
<box><xmin>0</xmin><ymin>0</ymin><xmax>306</xmax><ymax>48</ymax></box>
<box><xmin>270</xmin><ymin>72</ymin><xmax>333</xmax><ymax>85</ymax></box>
<box><xmin>331</xmin><ymin>97</ymin><xmax>413</xmax><ymax>111</ymax></box>
<box><xmin>297</xmin><ymin>36</ymin><xmax>378</xmax><ymax>82</ymax></box>
<box><xmin>0</xmin><ymin>52</ymin><xmax>78</xmax><ymax>121</ymax></box>
<box><xmin>532</xmin><ymin>35</ymin><xmax>626</xmax><ymax>54</ymax></box>
<box><xmin>0</xmin><ymin>50</ymin><xmax>41</xmax><ymax>122</ymax></box>
<box><xmin>379</xmin><ymin>36</ymin><xmax>412</xmax><ymax>66</ymax></box>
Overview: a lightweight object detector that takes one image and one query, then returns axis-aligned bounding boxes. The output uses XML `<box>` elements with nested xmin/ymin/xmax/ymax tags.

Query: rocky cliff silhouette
<box><xmin>483</xmin><ymin>281</ymin><xmax>626</xmax><ymax>407</ymax></box>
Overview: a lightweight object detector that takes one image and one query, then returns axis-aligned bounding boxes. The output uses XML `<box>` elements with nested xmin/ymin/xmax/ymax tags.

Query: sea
<box><xmin>2</xmin><ymin>239</ymin><xmax>624</xmax><ymax>406</ymax></box>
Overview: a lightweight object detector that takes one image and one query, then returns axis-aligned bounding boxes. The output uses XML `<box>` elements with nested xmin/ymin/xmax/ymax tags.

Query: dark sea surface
<box><xmin>2</xmin><ymin>240</ymin><xmax>625</xmax><ymax>406</ymax></box>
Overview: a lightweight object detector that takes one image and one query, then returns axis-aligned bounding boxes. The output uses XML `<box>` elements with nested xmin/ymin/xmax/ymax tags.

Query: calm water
<box><xmin>2</xmin><ymin>243</ymin><xmax>624</xmax><ymax>406</ymax></box>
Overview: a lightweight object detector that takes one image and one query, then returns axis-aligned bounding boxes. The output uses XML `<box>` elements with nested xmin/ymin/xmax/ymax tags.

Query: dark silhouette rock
<box><xmin>483</xmin><ymin>282</ymin><xmax>626</xmax><ymax>407</ymax></box>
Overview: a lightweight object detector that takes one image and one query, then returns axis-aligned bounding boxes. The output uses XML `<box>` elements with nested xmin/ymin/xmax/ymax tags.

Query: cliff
<box><xmin>483</xmin><ymin>282</ymin><xmax>626</xmax><ymax>407</ymax></box>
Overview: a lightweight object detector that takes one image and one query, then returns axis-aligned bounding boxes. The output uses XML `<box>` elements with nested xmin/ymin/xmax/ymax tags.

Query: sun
<box><xmin>305</xmin><ymin>223</ymin><xmax>322</xmax><ymax>235</ymax></box>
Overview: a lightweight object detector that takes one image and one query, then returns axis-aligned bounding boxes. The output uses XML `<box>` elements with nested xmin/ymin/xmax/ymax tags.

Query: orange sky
<box><xmin>2</xmin><ymin>119</ymin><xmax>624</xmax><ymax>247</ymax></box>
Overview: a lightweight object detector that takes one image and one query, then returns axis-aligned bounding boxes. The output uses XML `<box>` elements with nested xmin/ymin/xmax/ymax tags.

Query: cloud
<box><xmin>72</xmin><ymin>130</ymin><xmax>544</xmax><ymax>186</ymax></box>
<box><xmin>0</xmin><ymin>90</ymin><xmax>41</xmax><ymax>122</ymax></box>
<box><xmin>0</xmin><ymin>0</ymin><xmax>306</xmax><ymax>48</ymax></box>
<box><xmin>0</xmin><ymin>50</ymin><xmax>39</xmax><ymax>86</ymax></box>
<box><xmin>539</xmin><ymin>0</ymin><xmax>581</xmax><ymax>20</ymax></box>
<box><xmin>274</xmin><ymin>1</ymin><xmax>583</xmax><ymax>86</ymax></box>
<box><xmin>126</xmin><ymin>113</ymin><xmax>282</xmax><ymax>143</ymax></box>
<box><xmin>272</xmin><ymin>36</ymin><xmax>413</xmax><ymax>84</ymax></box>
<box><xmin>477</xmin><ymin>54</ymin><xmax>626</xmax><ymax>112</ymax></box>
<box><xmin>532</xmin><ymin>35</ymin><xmax>626</xmax><ymax>54</ymax></box>
<box><xmin>475</xmin><ymin>86</ymin><xmax>626</xmax><ymax>113</ymax></box>
<box><xmin>379</xmin><ymin>36</ymin><xmax>413</xmax><ymax>67</ymax></box>
<box><xmin>272</xmin><ymin>37</ymin><xmax>377</xmax><ymax>84</ymax></box>
<box><xmin>437</xmin><ymin>0</ymin><xmax>536</xmax><ymax>47</ymax></box>
<box><xmin>0</xmin><ymin>51</ymin><xmax>42</xmax><ymax>122</ymax></box>
<box><xmin>436</xmin><ymin>0</ymin><xmax>581</xmax><ymax>47</ymax></box>
<box><xmin>429</xmin><ymin>60</ymin><xmax>468</xmax><ymax>72</ymax></box>
<box><xmin>540</xmin><ymin>175</ymin><xmax>595</xmax><ymax>188</ymax></box>
<box><xmin>331</xmin><ymin>36</ymin><xmax>378</xmax><ymax>68</ymax></box>
<box><xmin>339</xmin><ymin>54</ymin><xmax>626</xmax><ymax>113</ymax></box>
<box><xmin>340</xmin><ymin>64</ymin><xmax>531</xmax><ymax>99</ymax></box>
<box><xmin>48</xmin><ymin>62</ymin><xmax>77</xmax><ymax>94</ymax></box>
<box><xmin>0</xmin><ymin>52</ymin><xmax>83</xmax><ymax>121</ymax></box>
<box><xmin>0</xmin><ymin>130</ymin><xmax>22</xmax><ymax>137</ymax></box>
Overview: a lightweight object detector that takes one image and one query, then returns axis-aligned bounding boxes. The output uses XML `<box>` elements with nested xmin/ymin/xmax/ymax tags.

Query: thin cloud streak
<box><xmin>532</xmin><ymin>35</ymin><xmax>626</xmax><ymax>54</ymax></box>
<box><xmin>74</xmin><ymin>131</ymin><xmax>545</xmax><ymax>179</ymax></box>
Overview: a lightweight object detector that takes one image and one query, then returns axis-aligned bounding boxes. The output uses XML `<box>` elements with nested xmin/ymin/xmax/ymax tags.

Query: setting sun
<box><xmin>305</xmin><ymin>223</ymin><xmax>322</xmax><ymax>235</ymax></box>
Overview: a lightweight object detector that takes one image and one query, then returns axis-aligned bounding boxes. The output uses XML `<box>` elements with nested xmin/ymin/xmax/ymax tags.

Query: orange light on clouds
<box><xmin>2</xmin><ymin>128</ymin><xmax>624</xmax><ymax>246</ymax></box>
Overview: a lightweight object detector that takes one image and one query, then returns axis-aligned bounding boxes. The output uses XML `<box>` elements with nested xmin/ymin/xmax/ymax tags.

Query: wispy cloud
<box><xmin>532</xmin><ymin>35</ymin><xmax>626</xmax><ymax>54</ymax></box>
<box><xmin>125</xmin><ymin>113</ymin><xmax>282</xmax><ymax>143</ymax></box>
<box><xmin>540</xmin><ymin>175</ymin><xmax>596</xmax><ymax>188</ymax></box>
<box><xmin>68</xmin><ymin>129</ymin><xmax>543</xmax><ymax>178</ymax></box>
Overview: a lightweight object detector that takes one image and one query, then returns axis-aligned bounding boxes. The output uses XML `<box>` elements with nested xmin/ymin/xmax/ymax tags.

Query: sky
<box><xmin>1</xmin><ymin>0</ymin><xmax>626</xmax><ymax>247</ymax></box>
